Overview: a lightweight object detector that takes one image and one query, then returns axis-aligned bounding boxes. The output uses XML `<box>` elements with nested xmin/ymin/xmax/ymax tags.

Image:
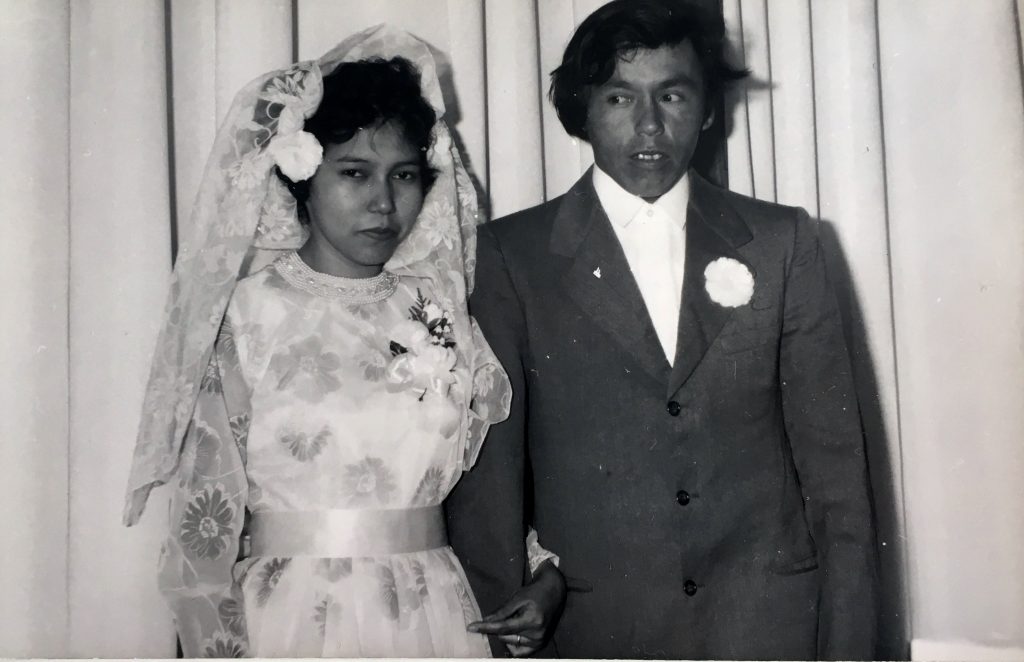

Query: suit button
<box><xmin>676</xmin><ymin>490</ymin><xmax>691</xmax><ymax>506</ymax></box>
<box><xmin>683</xmin><ymin>579</ymin><xmax>698</xmax><ymax>596</ymax></box>
<box><xmin>666</xmin><ymin>400</ymin><xmax>682</xmax><ymax>416</ymax></box>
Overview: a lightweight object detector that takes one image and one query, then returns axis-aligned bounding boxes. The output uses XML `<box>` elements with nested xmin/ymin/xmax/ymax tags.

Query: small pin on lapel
<box><xmin>593</xmin><ymin>267</ymin><xmax>602</xmax><ymax>279</ymax></box>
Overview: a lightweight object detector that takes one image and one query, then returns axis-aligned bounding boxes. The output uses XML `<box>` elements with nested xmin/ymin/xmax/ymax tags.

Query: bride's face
<box><xmin>302</xmin><ymin>121</ymin><xmax>425</xmax><ymax>278</ymax></box>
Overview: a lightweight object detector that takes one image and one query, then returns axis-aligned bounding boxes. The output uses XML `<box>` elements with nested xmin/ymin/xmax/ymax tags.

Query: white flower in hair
<box><xmin>276</xmin><ymin>106</ymin><xmax>304</xmax><ymax>135</ymax></box>
<box><xmin>267</xmin><ymin>130</ymin><xmax>323</xmax><ymax>182</ymax></box>
<box><xmin>704</xmin><ymin>257</ymin><xmax>754</xmax><ymax>307</ymax></box>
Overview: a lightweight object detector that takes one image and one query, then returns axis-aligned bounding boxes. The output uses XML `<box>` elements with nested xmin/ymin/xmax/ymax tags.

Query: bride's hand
<box><xmin>467</xmin><ymin>561</ymin><xmax>567</xmax><ymax>656</ymax></box>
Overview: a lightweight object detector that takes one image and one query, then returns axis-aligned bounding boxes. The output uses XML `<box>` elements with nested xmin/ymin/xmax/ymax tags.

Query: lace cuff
<box><xmin>526</xmin><ymin>527</ymin><xmax>560</xmax><ymax>576</ymax></box>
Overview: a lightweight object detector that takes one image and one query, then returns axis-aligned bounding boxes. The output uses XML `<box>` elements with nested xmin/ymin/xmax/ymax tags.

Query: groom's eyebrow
<box><xmin>600</xmin><ymin>74</ymin><xmax>701</xmax><ymax>90</ymax></box>
<box><xmin>661</xmin><ymin>75</ymin><xmax>701</xmax><ymax>89</ymax></box>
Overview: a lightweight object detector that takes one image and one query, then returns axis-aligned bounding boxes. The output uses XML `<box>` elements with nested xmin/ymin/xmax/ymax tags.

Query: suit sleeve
<box><xmin>778</xmin><ymin>210</ymin><xmax>879</xmax><ymax>660</ymax></box>
<box><xmin>445</xmin><ymin>223</ymin><xmax>529</xmax><ymax>656</ymax></box>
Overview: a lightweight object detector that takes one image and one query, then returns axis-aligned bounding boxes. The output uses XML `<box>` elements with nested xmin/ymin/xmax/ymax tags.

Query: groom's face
<box><xmin>584</xmin><ymin>41</ymin><xmax>713</xmax><ymax>202</ymax></box>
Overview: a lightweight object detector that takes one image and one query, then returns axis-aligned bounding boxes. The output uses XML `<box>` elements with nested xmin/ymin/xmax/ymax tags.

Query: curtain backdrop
<box><xmin>1</xmin><ymin>0</ymin><xmax>1022</xmax><ymax>658</ymax></box>
<box><xmin>723</xmin><ymin>2</ymin><xmax>1024</xmax><ymax>659</ymax></box>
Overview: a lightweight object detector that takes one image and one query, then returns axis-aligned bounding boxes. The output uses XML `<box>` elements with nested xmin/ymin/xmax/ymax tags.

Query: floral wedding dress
<box><xmin>160</xmin><ymin>252</ymin><xmax>491</xmax><ymax>658</ymax></box>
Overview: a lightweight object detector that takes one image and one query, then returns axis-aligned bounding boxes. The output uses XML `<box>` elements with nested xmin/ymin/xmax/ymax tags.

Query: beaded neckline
<box><xmin>275</xmin><ymin>251</ymin><xmax>398</xmax><ymax>303</ymax></box>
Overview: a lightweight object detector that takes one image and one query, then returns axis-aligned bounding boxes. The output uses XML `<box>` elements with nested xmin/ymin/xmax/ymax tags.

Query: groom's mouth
<box><xmin>630</xmin><ymin>150</ymin><xmax>670</xmax><ymax>167</ymax></box>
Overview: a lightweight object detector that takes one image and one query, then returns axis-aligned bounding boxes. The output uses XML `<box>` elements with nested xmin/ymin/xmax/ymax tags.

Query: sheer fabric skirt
<box><xmin>237</xmin><ymin>547</ymin><xmax>490</xmax><ymax>657</ymax></box>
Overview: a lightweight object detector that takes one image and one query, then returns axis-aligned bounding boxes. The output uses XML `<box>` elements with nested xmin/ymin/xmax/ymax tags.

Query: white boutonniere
<box><xmin>704</xmin><ymin>257</ymin><xmax>754</xmax><ymax>307</ymax></box>
<box><xmin>386</xmin><ymin>290</ymin><xmax>457</xmax><ymax>399</ymax></box>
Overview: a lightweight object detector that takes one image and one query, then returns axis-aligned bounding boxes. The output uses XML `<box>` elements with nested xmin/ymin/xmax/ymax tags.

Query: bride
<box><xmin>124</xmin><ymin>25</ymin><xmax>563</xmax><ymax>658</ymax></box>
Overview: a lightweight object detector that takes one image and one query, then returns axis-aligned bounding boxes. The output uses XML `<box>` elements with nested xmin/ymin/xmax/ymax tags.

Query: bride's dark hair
<box><xmin>277</xmin><ymin>56</ymin><xmax>438</xmax><ymax>204</ymax></box>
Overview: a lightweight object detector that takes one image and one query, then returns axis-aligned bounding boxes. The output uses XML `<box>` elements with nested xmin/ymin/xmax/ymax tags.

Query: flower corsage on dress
<box><xmin>385</xmin><ymin>290</ymin><xmax>457</xmax><ymax>399</ymax></box>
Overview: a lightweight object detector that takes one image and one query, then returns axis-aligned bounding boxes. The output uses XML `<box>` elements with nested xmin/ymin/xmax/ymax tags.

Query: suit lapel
<box><xmin>668</xmin><ymin>173</ymin><xmax>755</xmax><ymax>397</ymax></box>
<box><xmin>552</xmin><ymin>172</ymin><xmax>671</xmax><ymax>385</ymax></box>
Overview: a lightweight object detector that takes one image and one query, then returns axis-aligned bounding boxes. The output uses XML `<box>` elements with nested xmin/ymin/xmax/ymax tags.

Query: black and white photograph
<box><xmin>1</xmin><ymin>0</ymin><xmax>1022</xmax><ymax>659</ymax></box>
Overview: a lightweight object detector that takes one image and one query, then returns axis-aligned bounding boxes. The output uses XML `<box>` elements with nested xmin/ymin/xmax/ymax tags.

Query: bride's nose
<box><xmin>367</xmin><ymin>180</ymin><xmax>396</xmax><ymax>215</ymax></box>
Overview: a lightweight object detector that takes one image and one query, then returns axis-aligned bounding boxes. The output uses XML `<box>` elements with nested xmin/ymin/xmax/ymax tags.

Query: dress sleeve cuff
<box><xmin>526</xmin><ymin>526</ymin><xmax>560</xmax><ymax>576</ymax></box>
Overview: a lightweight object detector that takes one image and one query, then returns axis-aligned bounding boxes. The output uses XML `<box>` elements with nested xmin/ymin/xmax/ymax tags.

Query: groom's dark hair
<box><xmin>549</xmin><ymin>0</ymin><xmax>748</xmax><ymax>141</ymax></box>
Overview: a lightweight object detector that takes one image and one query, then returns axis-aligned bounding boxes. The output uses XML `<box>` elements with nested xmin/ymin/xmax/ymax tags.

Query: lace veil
<box><xmin>124</xmin><ymin>25</ymin><xmax>511</xmax><ymax>525</ymax></box>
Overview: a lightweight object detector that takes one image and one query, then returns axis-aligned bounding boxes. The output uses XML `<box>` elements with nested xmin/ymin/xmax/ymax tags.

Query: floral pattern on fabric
<box><xmin>203</xmin><ymin>632</ymin><xmax>247</xmax><ymax>658</ymax></box>
<box><xmin>181</xmin><ymin>484</ymin><xmax>236</xmax><ymax>561</ymax></box>
<box><xmin>256</xmin><ymin>558</ymin><xmax>291</xmax><ymax>606</ymax></box>
<box><xmin>270</xmin><ymin>337</ymin><xmax>343</xmax><ymax>402</ymax></box>
<box><xmin>200</xmin><ymin>358</ymin><xmax>223</xmax><ymax>394</ymax></box>
<box><xmin>378</xmin><ymin>564</ymin><xmax>401</xmax><ymax>621</ymax></box>
<box><xmin>313</xmin><ymin>596</ymin><xmax>341</xmax><ymax>636</ymax></box>
<box><xmin>159</xmin><ymin>271</ymin><xmax>496</xmax><ymax>658</ymax></box>
<box><xmin>341</xmin><ymin>457</ymin><xmax>398</xmax><ymax>506</ymax></box>
<box><xmin>358</xmin><ymin>350</ymin><xmax>389</xmax><ymax>381</ymax></box>
<box><xmin>179</xmin><ymin>423</ymin><xmax>221</xmax><ymax>489</ymax></box>
<box><xmin>228</xmin><ymin>412</ymin><xmax>249</xmax><ymax>456</ymax></box>
<box><xmin>411</xmin><ymin>467</ymin><xmax>447</xmax><ymax>506</ymax></box>
<box><xmin>218</xmin><ymin>598</ymin><xmax>246</xmax><ymax>637</ymax></box>
<box><xmin>315</xmin><ymin>558</ymin><xmax>352</xmax><ymax>582</ymax></box>
<box><xmin>404</xmin><ymin>560</ymin><xmax>431</xmax><ymax>611</ymax></box>
<box><xmin>278</xmin><ymin>427</ymin><xmax>331</xmax><ymax>462</ymax></box>
<box><xmin>453</xmin><ymin>577</ymin><xmax>479</xmax><ymax>626</ymax></box>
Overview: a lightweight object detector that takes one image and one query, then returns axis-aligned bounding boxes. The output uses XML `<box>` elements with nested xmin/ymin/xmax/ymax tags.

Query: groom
<box><xmin>447</xmin><ymin>0</ymin><xmax>879</xmax><ymax>659</ymax></box>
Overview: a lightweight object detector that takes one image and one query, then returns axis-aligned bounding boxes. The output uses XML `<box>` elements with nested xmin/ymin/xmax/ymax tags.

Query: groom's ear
<box><xmin>702</xmin><ymin>106</ymin><xmax>716</xmax><ymax>131</ymax></box>
<box><xmin>574</xmin><ymin>86</ymin><xmax>594</xmax><ymax>142</ymax></box>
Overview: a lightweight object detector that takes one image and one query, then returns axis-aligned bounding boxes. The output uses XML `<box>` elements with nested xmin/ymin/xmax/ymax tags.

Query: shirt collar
<box><xmin>592</xmin><ymin>164</ymin><xmax>690</xmax><ymax>229</ymax></box>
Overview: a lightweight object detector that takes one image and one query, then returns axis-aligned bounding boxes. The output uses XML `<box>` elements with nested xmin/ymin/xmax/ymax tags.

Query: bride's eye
<box><xmin>392</xmin><ymin>169</ymin><xmax>421</xmax><ymax>182</ymax></box>
<box><xmin>340</xmin><ymin>169</ymin><xmax>366</xmax><ymax>179</ymax></box>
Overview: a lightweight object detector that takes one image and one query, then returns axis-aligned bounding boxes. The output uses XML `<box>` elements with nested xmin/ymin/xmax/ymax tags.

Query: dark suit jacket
<box><xmin>446</xmin><ymin>171</ymin><xmax>879</xmax><ymax>660</ymax></box>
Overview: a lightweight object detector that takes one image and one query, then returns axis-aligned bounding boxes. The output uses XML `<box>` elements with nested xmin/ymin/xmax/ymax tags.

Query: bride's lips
<box><xmin>360</xmin><ymin>227</ymin><xmax>399</xmax><ymax>241</ymax></box>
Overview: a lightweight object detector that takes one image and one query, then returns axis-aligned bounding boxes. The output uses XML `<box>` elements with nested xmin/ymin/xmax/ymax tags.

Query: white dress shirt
<box><xmin>592</xmin><ymin>165</ymin><xmax>689</xmax><ymax>364</ymax></box>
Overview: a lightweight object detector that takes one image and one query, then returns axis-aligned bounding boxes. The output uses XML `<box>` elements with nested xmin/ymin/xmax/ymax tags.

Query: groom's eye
<box><xmin>607</xmin><ymin>94</ymin><xmax>632</xmax><ymax>105</ymax></box>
